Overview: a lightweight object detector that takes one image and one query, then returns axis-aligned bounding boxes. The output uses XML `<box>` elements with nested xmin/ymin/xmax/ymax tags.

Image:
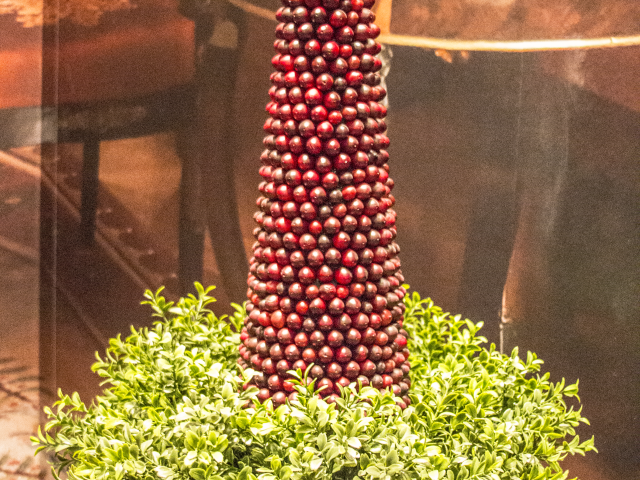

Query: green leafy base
<box><xmin>33</xmin><ymin>284</ymin><xmax>596</xmax><ymax>480</ymax></box>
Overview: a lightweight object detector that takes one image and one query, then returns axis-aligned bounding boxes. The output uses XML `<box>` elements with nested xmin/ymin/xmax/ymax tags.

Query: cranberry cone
<box><xmin>241</xmin><ymin>0</ymin><xmax>410</xmax><ymax>406</ymax></box>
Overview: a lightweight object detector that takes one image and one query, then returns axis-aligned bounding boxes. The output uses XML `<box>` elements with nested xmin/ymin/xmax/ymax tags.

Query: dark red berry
<box><xmin>345</xmin><ymin>361</ymin><xmax>361</xmax><ymax>379</ymax></box>
<box><xmin>258</xmin><ymin>388</ymin><xmax>271</xmax><ymax>402</ymax></box>
<box><xmin>335</xmin><ymin>346</ymin><xmax>352</xmax><ymax>363</ymax></box>
<box><xmin>345</xmin><ymin>328</ymin><xmax>362</xmax><ymax>345</ymax></box>
<box><xmin>268</xmin><ymin>374</ymin><xmax>282</xmax><ymax>391</ymax></box>
<box><xmin>317</xmin><ymin>378</ymin><xmax>334</xmax><ymax>395</ymax></box>
<box><xmin>327</xmin><ymin>362</ymin><xmax>343</xmax><ymax>379</ymax></box>
<box><xmin>310</xmin><ymin>364</ymin><xmax>325</xmax><ymax>379</ymax></box>
<box><xmin>302</xmin><ymin>348</ymin><xmax>317</xmax><ymax>363</ymax></box>
<box><xmin>327</xmin><ymin>330</ymin><xmax>344</xmax><ymax>347</ymax></box>
<box><xmin>318</xmin><ymin>346</ymin><xmax>334</xmax><ymax>363</ymax></box>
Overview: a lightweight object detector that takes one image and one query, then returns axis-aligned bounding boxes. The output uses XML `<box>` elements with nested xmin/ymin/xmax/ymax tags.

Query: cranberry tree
<box><xmin>238</xmin><ymin>0</ymin><xmax>410</xmax><ymax>407</ymax></box>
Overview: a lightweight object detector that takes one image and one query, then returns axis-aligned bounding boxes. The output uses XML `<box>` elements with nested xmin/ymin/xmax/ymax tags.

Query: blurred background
<box><xmin>0</xmin><ymin>0</ymin><xmax>637</xmax><ymax>478</ymax></box>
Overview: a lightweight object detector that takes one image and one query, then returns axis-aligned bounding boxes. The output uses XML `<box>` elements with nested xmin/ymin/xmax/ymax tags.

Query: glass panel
<box><xmin>388</xmin><ymin>0</ymin><xmax>640</xmax><ymax>41</ymax></box>
<box><xmin>0</xmin><ymin>6</ymin><xmax>44</xmax><ymax>476</ymax></box>
<box><xmin>382</xmin><ymin>45</ymin><xmax>640</xmax><ymax>479</ymax></box>
<box><xmin>0</xmin><ymin>2</ymin><xmax>637</xmax><ymax>479</ymax></box>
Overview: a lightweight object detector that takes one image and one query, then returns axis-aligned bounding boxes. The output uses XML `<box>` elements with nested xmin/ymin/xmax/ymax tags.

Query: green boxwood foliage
<box><xmin>33</xmin><ymin>284</ymin><xmax>595</xmax><ymax>480</ymax></box>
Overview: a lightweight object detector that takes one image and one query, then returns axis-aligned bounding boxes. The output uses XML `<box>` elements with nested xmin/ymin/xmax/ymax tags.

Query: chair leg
<box><xmin>195</xmin><ymin>5</ymin><xmax>249</xmax><ymax>302</ymax></box>
<box><xmin>178</xmin><ymin>129</ymin><xmax>205</xmax><ymax>295</ymax></box>
<box><xmin>79</xmin><ymin>134</ymin><xmax>100</xmax><ymax>246</ymax></box>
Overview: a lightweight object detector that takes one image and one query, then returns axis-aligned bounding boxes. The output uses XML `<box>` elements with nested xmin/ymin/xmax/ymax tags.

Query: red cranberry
<box><xmin>381</xmin><ymin>346</ymin><xmax>393</xmax><ymax>360</ymax></box>
<box><xmin>336</xmin><ymin>26</ymin><xmax>354</xmax><ymax>43</ymax></box>
<box><xmin>327</xmin><ymin>330</ymin><xmax>344</xmax><ymax>347</ymax></box>
<box><xmin>317</xmin><ymin>265</ymin><xmax>334</xmax><ymax>283</ymax></box>
<box><xmin>305</xmin><ymin>87</ymin><xmax>323</xmax><ymax>105</ymax></box>
<box><xmin>384</xmin><ymin>359</ymin><xmax>395</xmax><ymax>373</ymax></box>
<box><xmin>345</xmin><ymin>296</ymin><xmax>362</xmax><ymax>314</ymax></box>
<box><xmin>268</xmin><ymin>374</ymin><xmax>283</xmax><ymax>391</ymax></box>
<box><xmin>335</xmin><ymin>267</ymin><xmax>353</xmax><ymax>285</ymax></box>
<box><xmin>356</xmin><ymin>375</ymin><xmax>370</xmax><ymax>388</ymax></box>
<box><xmin>359</xmin><ymin>359</ymin><xmax>376</xmax><ymax>377</ymax></box>
<box><xmin>310</xmin><ymin>186</ymin><xmax>327</xmax><ymax>204</ymax></box>
<box><xmin>335</xmin><ymin>313</ymin><xmax>352</xmax><ymax>331</ymax></box>
<box><xmin>323</xmin><ymin>216</ymin><xmax>341</xmax><ymax>235</ymax></box>
<box><xmin>371</xmin><ymin>374</ymin><xmax>383</xmax><ymax>389</ymax></box>
<box><xmin>391</xmin><ymin>368</ymin><xmax>403</xmax><ymax>383</ymax></box>
<box><xmin>262</xmin><ymin>358</ymin><xmax>276</xmax><ymax>375</ymax></box>
<box><xmin>398</xmin><ymin>381</ymin><xmax>409</xmax><ymax>395</ymax></box>
<box><xmin>316</xmin><ymin>73</ymin><xmax>334</xmax><ymax>91</ymax></box>
<box><xmin>302</xmin><ymin>348</ymin><xmax>317</xmax><ymax>363</ymax></box>
<box><xmin>256</xmin><ymin>340</ymin><xmax>269</xmax><ymax>357</ymax></box>
<box><xmin>335</xmin><ymin>346</ymin><xmax>352</xmax><ymax>363</ymax></box>
<box><xmin>309</xmin><ymin>298</ymin><xmax>326</xmax><ymax>316</ymax></box>
<box><xmin>292</xmin><ymin>359</ymin><xmax>307</xmax><ymax>371</ymax></box>
<box><xmin>283</xmin><ymin>379</ymin><xmax>296</xmax><ymax>393</ymax></box>
<box><xmin>345</xmin><ymin>328</ymin><xmax>362</xmax><ymax>345</ymax></box>
<box><xmin>318</xmin><ymin>314</ymin><xmax>334</xmax><ymax>331</ymax></box>
<box><xmin>319</xmin><ymin>283</ymin><xmax>337</xmax><ymax>300</ymax></box>
<box><xmin>393</xmin><ymin>352</ymin><xmax>405</xmax><ymax>366</ymax></box>
<box><xmin>325</xmin><ymin>248</ymin><xmax>342</xmax><ymax>266</ymax></box>
<box><xmin>270</xmin><ymin>344</ymin><xmax>284</xmax><ymax>361</ymax></box>
<box><xmin>375</xmin><ymin>331</ymin><xmax>388</xmax><ymax>346</ymax></box>
<box><xmin>369</xmin><ymin>345</ymin><xmax>382</xmax><ymax>362</ymax></box>
<box><xmin>330</xmin><ymin>9</ymin><xmax>347</xmax><ymax>27</ymax></box>
<box><xmin>352</xmin><ymin>312</ymin><xmax>369</xmax><ymax>329</ymax></box>
<box><xmin>309</xmin><ymin>330</ymin><xmax>325</xmax><ymax>348</ymax></box>
<box><xmin>327</xmin><ymin>362</ymin><xmax>342</xmax><ymax>379</ymax></box>
<box><xmin>336</xmin><ymin>376</ymin><xmax>351</xmax><ymax>388</ymax></box>
<box><xmin>322</xmin><ymin>41</ymin><xmax>340</xmax><ymax>60</ymax></box>
<box><xmin>272</xmin><ymin>391</ymin><xmax>287</xmax><ymax>406</ymax></box>
<box><xmin>309</xmin><ymin>364</ymin><xmax>324</xmax><ymax>379</ymax></box>
<box><xmin>345</xmin><ymin>361</ymin><xmax>361</xmax><ymax>379</ymax></box>
<box><xmin>287</xmin><ymin>312</ymin><xmax>303</xmax><ymax>330</ymax></box>
<box><xmin>316</xmin><ymin>24</ymin><xmax>334</xmax><ymax>41</ymax></box>
<box><xmin>353</xmin><ymin>344</ymin><xmax>368</xmax><ymax>361</ymax></box>
<box><xmin>350</xmin><ymin>282</ymin><xmax>365</xmax><ymax>297</ymax></box>
<box><xmin>285</xmin><ymin>344</ymin><xmax>300</xmax><ymax>361</ymax></box>
<box><xmin>340</xmin><ymin>249</ymin><xmax>357</xmax><ymax>267</ymax></box>
<box><xmin>253</xmin><ymin>372</ymin><xmax>267</xmax><ymax>388</ymax></box>
<box><xmin>295</xmin><ymin>331</ymin><xmax>309</xmax><ymax>347</ymax></box>
<box><xmin>298</xmin><ymin>267</ymin><xmax>315</xmax><ymax>284</ymax></box>
<box><xmin>394</xmin><ymin>335</ymin><xmax>408</xmax><ymax>349</ymax></box>
<box><xmin>317</xmin><ymin>377</ymin><xmax>334</xmax><ymax>395</ymax></box>
<box><xmin>271</xmin><ymin>311</ymin><xmax>286</xmax><ymax>329</ymax></box>
<box><xmin>384</xmin><ymin>325</ymin><xmax>398</xmax><ymax>342</ymax></box>
<box><xmin>339</xmin><ymin>44</ymin><xmax>353</xmax><ymax>57</ymax></box>
<box><xmin>264</xmin><ymin>326</ymin><xmax>277</xmax><ymax>343</ymax></box>
<box><xmin>309</xmin><ymin>220</ymin><xmax>323</xmax><ymax>235</ymax></box>
<box><xmin>328</xmin><ymin>297</ymin><xmax>345</xmax><ymax>315</ymax></box>
<box><xmin>309</xmin><ymin>6</ymin><xmax>327</xmax><ymax>24</ymax></box>
<box><xmin>318</xmin><ymin>346</ymin><xmax>334</xmax><ymax>364</ymax></box>
<box><xmin>311</xmin><ymin>105</ymin><xmax>328</xmax><ymax>121</ymax></box>
<box><xmin>258</xmin><ymin>388</ymin><xmax>271</xmax><ymax>402</ymax></box>
<box><xmin>288</xmin><ymin>284</ymin><xmax>304</xmax><ymax>301</ymax></box>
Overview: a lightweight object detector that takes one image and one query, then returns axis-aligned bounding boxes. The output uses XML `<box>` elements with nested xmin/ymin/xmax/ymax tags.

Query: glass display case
<box><xmin>0</xmin><ymin>0</ymin><xmax>637</xmax><ymax>478</ymax></box>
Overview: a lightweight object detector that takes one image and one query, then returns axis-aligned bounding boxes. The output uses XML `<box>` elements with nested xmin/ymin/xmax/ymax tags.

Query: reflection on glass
<box><xmin>379</xmin><ymin>0</ymin><xmax>640</xmax><ymax>50</ymax></box>
<box><xmin>0</xmin><ymin>1</ymin><xmax>637</xmax><ymax>479</ymax></box>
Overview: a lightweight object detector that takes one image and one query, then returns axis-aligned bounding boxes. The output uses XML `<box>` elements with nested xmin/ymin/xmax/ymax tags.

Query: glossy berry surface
<box><xmin>240</xmin><ymin>0</ymin><xmax>409</xmax><ymax>408</ymax></box>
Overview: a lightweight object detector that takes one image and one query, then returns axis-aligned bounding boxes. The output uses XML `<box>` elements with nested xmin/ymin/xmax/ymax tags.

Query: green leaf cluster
<box><xmin>33</xmin><ymin>284</ymin><xmax>595</xmax><ymax>480</ymax></box>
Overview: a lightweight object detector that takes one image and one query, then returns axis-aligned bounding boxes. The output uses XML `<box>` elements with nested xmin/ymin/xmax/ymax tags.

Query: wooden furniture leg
<box><xmin>195</xmin><ymin>3</ymin><xmax>249</xmax><ymax>301</ymax></box>
<box><xmin>79</xmin><ymin>133</ymin><xmax>100</xmax><ymax>245</ymax></box>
